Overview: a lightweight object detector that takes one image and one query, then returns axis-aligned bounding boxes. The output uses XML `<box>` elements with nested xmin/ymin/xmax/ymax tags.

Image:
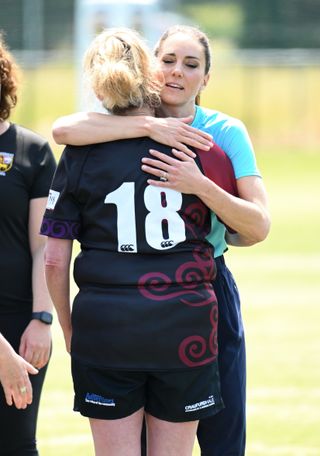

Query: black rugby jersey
<box><xmin>0</xmin><ymin>123</ymin><xmax>56</xmax><ymax>313</ymax></box>
<box><xmin>41</xmin><ymin>137</ymin><xmax>237</xmax><ymax>370</ymax></box>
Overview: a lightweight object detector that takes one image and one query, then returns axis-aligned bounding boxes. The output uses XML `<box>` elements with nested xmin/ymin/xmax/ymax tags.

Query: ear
<box><xmin>202</xmin><ymin>73</ymin><xmax>210</xmax><ymax>90</ymax></box>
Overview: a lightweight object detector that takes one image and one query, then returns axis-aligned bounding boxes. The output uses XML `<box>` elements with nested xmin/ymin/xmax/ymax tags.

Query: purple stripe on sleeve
<box><xmin>40</xmin><ymin>217</ymin><xmax>80</xmax><ymax>239</ymax></box>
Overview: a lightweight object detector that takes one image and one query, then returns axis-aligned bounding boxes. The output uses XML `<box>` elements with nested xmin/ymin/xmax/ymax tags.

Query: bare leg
<box><xmin>89</xmin><ymin>407</ymin><xmax>144</xmax><ymax>456</ymax></box>
<box><xmin>146</xmin><ymin>413</ymin><xmax>198</xmax><ymax>456</ymax></box>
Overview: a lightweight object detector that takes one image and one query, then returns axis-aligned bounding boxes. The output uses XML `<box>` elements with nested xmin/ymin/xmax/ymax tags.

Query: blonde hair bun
<box><xmin>84</xmin><ymin>28</ymin><xmax>162</xmax><ymax>114</ymax></box>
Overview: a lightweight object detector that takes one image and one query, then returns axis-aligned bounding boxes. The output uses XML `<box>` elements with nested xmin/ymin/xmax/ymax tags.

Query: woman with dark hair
<box><xmin>40</xmin><ymin>27</ymin><xmax>243</xmax><ymax>456</ymax></box>
<box><xmin>0</xmin><ymin>33</ymin><xmax>56</xmax><ymax>454</ymax></box>
<box><xmin>51</xmin><ymin>25</ymin><xmax>270</xmax><ymax>456</ymax></box>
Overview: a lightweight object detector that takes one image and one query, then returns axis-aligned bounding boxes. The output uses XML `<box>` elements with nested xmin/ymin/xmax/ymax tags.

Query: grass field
<box><xmin>10</xmin><ymin>63</ymin><xmax>320</xmax><ymax>455</ymax></box>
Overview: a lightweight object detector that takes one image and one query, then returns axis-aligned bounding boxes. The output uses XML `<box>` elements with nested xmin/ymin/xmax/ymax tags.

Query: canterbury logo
<box><xmin>161</xmin><ymin>240</ymin><xmax>174</xmax><ymax>248</ymax></box>
<box><xmin>120</xmin><ymin>244</ymin><xmax>135</xmax><ymax>252</ymax></box>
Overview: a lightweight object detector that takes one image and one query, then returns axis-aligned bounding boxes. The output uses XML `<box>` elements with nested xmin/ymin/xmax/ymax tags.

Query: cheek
<box><xmin>188</xmin><ymin>75</ymin><xmax>204</xmax><ymax>94</ymax></box>
<box><xmin>160</xmin><ymin>66</ymin><xmax>170</xmax><ymax>80</ymax></box>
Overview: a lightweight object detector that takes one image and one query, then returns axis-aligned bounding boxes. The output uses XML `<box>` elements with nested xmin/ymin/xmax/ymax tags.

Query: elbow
<box><xmin>52</xmin><ymin>118</ymin><xmax>71</xmax><ymax>145</ymax></box>
<box><xmin>251</xmin><ymin>212</ymin><xmax>271</xmax><ymax>244</ymax></box>
<box><xmin>44</xmin><ymin>246</ymin><xmax>68</xmax><ymax>272</ymax></box>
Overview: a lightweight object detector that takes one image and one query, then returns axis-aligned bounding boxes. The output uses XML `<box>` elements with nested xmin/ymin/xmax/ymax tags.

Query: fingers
<box><xmin>26</xmin><ymin>362</ymin><xmax>39</xmax><ymax>375</ymax></box>
<box><xmin>142</xmin><ymin>158</ymin><xmax>168</xmax><ymax>174</ymax></box>
<box><xmin>7</xmin><ymin>379</ymin><xmax>33</xmax><ymax>409</ymax></box>
<box><xmin>146</xmin><ymin>178</ymin><xmax>169</xmax><ymax>188</ymax></box>
<box><xmin>171</xmin><ymin>148</ymin><xmax>194</xmax><ymax>160</ymax></box>
<box><xmin>30</xmin><ymin>348</ymin><xmax>50</xmax><ymax>369</ymax></box>
<box><xmin>13</xmin><ymin>381</ymin><xmax>33</xmax><ymax>409</ymax></box>
<box><xmin>149</xmin><ymin>148</ymin><xmax>193</xmax><ymax>163</ymax></box>
<box><xmin>141</xmin><ymin>163</ymin><xmax>167</xmax><ymax>180</ymax></box>
<box><xmin>148</xmin><ymin>149</ymin><xmax>178</xmax><ymax>165</ymax></box>
<box><xmin>141</xmin><ymin>148</ymin><xmax>194</xmax><ymax>180</ymax></box>
<box><xmin>4</xmin><ymin>390</ymin><xmax>13</xmax><ymax>407</ymax></box>
<box><xmin>172</xmin><ymin>142</ymin><xmax>196</xmax><ymax>157</ymax></box>
<box><xmin>181</xmin><ymin>135</ymin><xmax>212</xmax><ymax>151</ymax></box>
<box><xmin>180</xmin><ymin>124</ymin><xmax>213</xmax><ymax>150</ymax></box>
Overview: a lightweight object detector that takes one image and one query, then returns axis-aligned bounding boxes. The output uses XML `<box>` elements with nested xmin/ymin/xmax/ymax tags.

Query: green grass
<box><xmin>10</xmin><ymin>63</ymin><xmax>320</xmax><ymax>455</ymax></box>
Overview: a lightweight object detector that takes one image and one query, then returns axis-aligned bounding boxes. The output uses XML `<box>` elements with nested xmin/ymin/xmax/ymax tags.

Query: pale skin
<box><xmin>0</xmin><ymin>333</ymin><xmax>38</xmax><ymax>409</ymax></box>
<box><xmin>89</xmin><ymin>409</ymin><xmax>198</xmax><ymax>456</ymax></box>
<box><xmin>51</xmin><ymin>32</ymin><xmax>270</xmax><ymax>246</ymax></box>
<box><xmin>53</xmin><ymin>112</ymin><xmax>212</xmax><ymax>157</ymax></box>
<box><xmin>19</xmin><ymin>197</ymin><xmax>53</xmax><ymax>370</ymax></box>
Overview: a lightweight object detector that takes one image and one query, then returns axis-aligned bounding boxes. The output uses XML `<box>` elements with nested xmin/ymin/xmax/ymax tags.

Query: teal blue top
<box><xmin>192</xmin><ymin>106</ymin><xmax>261</xmax><ymax>257</ymax></box>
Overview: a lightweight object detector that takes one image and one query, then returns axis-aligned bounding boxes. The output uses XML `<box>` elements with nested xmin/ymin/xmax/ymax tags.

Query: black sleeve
<box><xmin>40</xmin><ymin>145</ymin><xmax>89</xmax><ymax>240</ymax></box>
<box><xmin>30</xmin><ymin>142</ymin><xmax>57</xmax><ymax>199</ymax></box>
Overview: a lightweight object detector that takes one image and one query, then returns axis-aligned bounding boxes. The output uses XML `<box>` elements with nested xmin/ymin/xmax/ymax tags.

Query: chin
<box><xmin>161</xmin><ymin>92</ymin><xmax>184</xmax><ymax>106</ymax></box>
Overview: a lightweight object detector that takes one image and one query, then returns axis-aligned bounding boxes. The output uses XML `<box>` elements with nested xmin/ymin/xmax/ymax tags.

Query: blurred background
<box><xmin>1</xmin><ymin>1</ymin><xmax>319</xmax><ymax>455</ymax></box>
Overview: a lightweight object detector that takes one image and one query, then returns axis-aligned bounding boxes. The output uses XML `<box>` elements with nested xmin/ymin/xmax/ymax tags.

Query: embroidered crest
<box><xmin>0</xmin><ymin>152</ymin><xmax>14</xmax><ymax>175</ymax></box>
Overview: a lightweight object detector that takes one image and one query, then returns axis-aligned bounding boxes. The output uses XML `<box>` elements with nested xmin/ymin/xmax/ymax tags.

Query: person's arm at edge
<box><xmin>0</xmin><ymin>334</ymin><xmax>38</xmax><ymax>409</ymax></box>
<box><xmin>19</xmin><ymin>197</ymin><xmax>53</xmax><ymax>369</ymax></box>
<box><xmin>44</xmin><ymin>237</ymin><xmax>73</xmax><ymax>353</ymax></box>
<box><xmin>52</xmin><ymin>112</ymin><xmax>213</xmax><ymax>155</ymax></box>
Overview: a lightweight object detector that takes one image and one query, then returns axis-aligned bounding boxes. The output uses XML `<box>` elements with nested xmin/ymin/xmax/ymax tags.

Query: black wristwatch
<box><xmin>31</xmin><ymin>311</ymin><xmax>53</xmax><ymax>325</ymax></box>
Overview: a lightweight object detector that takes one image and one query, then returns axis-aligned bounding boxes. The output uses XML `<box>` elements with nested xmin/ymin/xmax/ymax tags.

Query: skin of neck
<box><xmin>0</xmin><ymin>121</ymin><xmax>10</xmax><ymax>135</ymax></box>
<box><xmin>118</xmin><ymin>105</ymin><xmax>155</xmax><ymax>117</ymax></box>
<box><xmin>156</xmin><ymin>101</ymin><xmax>196</xmax><ymax>121</ymax></box>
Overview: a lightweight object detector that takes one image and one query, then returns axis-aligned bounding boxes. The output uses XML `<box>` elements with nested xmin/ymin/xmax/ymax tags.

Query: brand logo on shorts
<box><xmin>185</xmin><ymin>395</ymin><xmax>215</xmax><ymax>413</ymax></box>
<box><xmin>85</xmin><ymin>392</ymin><xmax>116</xmax><ymax>407</ymax></box>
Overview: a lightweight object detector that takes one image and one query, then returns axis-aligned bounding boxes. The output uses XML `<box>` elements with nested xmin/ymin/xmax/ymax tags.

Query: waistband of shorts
<box><xmin>215</xmin><ymin>255</ymin><xmax>225</xmax><ymax>267</ymax></box>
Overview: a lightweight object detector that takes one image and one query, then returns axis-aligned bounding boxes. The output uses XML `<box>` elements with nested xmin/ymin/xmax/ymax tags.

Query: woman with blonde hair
<box><xmin>51</xmin><ymin>24</ymin><xmax>270</xmax><ymax>456</ymax></box>
<box><xmin>41</xmin><ymin>27</ymin><xmax>242</xmax><ymax>456</ymax></box>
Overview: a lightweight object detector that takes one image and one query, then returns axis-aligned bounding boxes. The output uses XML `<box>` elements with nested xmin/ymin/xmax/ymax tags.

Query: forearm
<box><xmin>52</xmin><ymin>112</ymin><xmax>213</xmax><ymax>155</ymax></box>
<box><xmin>45</xmin><ymin>263</ymin><xmax>71</xmax><ymax>332</ymax></box>
<box><xmin>44</xmin><ymin>239</ymin><xmax>73</xmax><ymax>332</ymax></box>
<box><xmin>32</xmin><ymin>246</ymin><xmax>53</xmax><ymax>313</ymax></box>
<box><xmin>141</xmin><ymin>148</ymin><xmax>270</xmax><ymax>244</ymax></box>
<box><xmin>197</xmin><ymin>176</ymin><xmax>270</xmax><ymax>243</ymax></box>
<box><xmin>52</xmin><ymin>112</ymin><xmax>149</xmax><ymax>145</ymax></box>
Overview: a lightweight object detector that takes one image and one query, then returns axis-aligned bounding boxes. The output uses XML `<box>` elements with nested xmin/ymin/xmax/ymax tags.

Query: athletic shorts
<box><xmin>71</xmin><ymin>358</ymin><xmax>224</xmax><ymax>422</ymax></box>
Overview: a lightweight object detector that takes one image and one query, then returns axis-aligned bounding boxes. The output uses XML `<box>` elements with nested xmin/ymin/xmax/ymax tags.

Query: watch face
<box><xmin>41</xmin><ymin>312</ymin><xmax>52</xmax><ymax>324</ymax></box>
<box><xmin>33</xmin><ymin>311</ymin><xmax>53</xmax><ymax>324</ymax></box>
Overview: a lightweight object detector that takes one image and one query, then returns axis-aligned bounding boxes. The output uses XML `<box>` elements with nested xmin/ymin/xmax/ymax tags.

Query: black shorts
<box><xmin>71</xmin><ymin>358</ymin><xmax>224</xmax><ymax>422</ymax></box>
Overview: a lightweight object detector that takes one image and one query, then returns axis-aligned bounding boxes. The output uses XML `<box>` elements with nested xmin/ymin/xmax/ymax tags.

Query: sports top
<box><xmin>41</xmin><ymin>137</ymin><xmax>237</xmax><ymax>370</ymax></box>
<box><xmin>0</xmin><ymin>123</ymin><xmax>56</xmax><ymax>314</ymax></box>
<box><xmin>192</xmin><ymin>106</ymin><xmax>261</xmax><ymax>256</ymax></box>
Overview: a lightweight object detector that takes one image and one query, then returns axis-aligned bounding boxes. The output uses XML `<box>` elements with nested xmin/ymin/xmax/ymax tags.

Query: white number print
<box><xmin>104</xmin><ymin>183</ymin><xmax>186</xmax><ymax>252</ymax></box>
<box><xmin>144</xmin><ymin>185</ymin><xmax>186</xmax><ymax>250</ymax></box>
<box><xmin>104</xmin><ymin>182</ymin><xmax>137</xmax><ymax>253</ymax></box>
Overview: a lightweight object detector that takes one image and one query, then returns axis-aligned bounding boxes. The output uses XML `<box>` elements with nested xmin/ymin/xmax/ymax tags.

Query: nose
<box><xmin>171</xmin><ymin>64</ymin><xmax>183</xmax><ymax>78</ymax></box>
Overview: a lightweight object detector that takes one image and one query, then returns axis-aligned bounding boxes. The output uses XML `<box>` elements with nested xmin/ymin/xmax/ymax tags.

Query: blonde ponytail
<box><xmin>84</xmin><ymin>28</ymin><xmax>162</xmax><ymax>114</ymax></box>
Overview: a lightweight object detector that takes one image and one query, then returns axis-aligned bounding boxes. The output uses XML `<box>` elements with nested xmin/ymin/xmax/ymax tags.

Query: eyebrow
<box><xmin>163</xmin><ymin>52</ymin><xmax>200</xmax><ymax>60</ymax></box>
